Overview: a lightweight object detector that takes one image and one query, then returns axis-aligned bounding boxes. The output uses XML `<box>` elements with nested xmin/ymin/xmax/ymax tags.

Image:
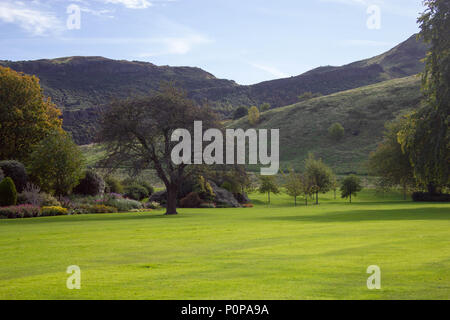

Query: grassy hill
<box><xmin>230</xmin><ymin>76</ymin><xmax>423</xmax><ymax>174</ymax></box>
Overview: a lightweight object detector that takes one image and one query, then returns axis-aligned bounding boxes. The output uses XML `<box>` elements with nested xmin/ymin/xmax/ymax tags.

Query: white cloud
<box><xmin>138</xmin><ymin>35</ymin><xmax>211</xmax><ymax>57</ymax></box>
<box><xmin>0</xmin><ymin>1</ymin><xmax>62</xmax><ymax>35</ymax></box>
<box><xmin>103</xmin><ymin>0</ymin><xmax>153</xmax><ymax>9</ymax></box>
<box><xmin>250</xmin><ymin>63</ymin><xmax>289</xmax><ymax>78</ymax></box>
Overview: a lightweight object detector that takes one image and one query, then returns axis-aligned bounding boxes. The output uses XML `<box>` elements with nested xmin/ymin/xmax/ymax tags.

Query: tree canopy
<box><xmin>0</xmin><ymin>66</ymin><xmax>62</xmax><ymax>161</ymax></box>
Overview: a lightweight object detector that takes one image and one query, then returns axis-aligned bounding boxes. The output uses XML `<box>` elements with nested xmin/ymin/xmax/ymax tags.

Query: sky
<box><xmin>0</xmin><ymin>0</ymin><xmax>426</xmax><ymax>85</ymax></box>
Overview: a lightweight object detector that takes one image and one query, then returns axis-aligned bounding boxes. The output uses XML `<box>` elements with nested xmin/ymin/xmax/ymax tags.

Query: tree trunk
<box><xmin>294</xmin><ymin>196</ymin><xmax>297</xmax><ymax>207</ymax></box>
<box><xmin>268</xmin><ymin>191</ymin><xmax>271</xmax><ymax>205</ymax></box>
<box><xmin>350</xmin><ymin>193</ymin><xmax>352</xmax><ymax>203</ymax></box>
<box><xmin>334</xmin><ymin>189</ymin><xmax>336</xmax><ymax>200</ymax></box>
<box><xmin>316</xmin><ymin>191</ymin><xmax>319</xmax><ymax>205</ymax></box>
<box><xmin>165</xmin><ymin>184</ymin><xmax>178</xmax><ymax>215</ymax></box>
<box><xmin>403</xmin><ymin>183</ymin><xmax>407</xmax><ymax>200</ymax></box>
<box><xmin>305</xmin><ymin>195</ymin><xmax>308</xmax><ymax>206</ymax></box>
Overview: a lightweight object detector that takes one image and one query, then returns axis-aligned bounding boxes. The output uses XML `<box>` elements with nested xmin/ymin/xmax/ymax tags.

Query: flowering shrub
<box><xmin>41</xmin><ymin>206</ymin><xmax>68</xmax><ymax>216</ymax></box>
<box><xmin>0</xmin><ymin>205</ymin><xmax>40</xmax><ymax>219</ymax></box>
<box><xmin>88</xmin><ymin>204</ymin><xmax>118</xmax><ymax>214</ymax></box>
<box><xmin>146</xmin><ymin>201</ymin><xmax>161</xmax><ymax>210</ymax></box>
<box><xmin>106</xmin><ymin>198</ymin><xmax>142</xmax><ymax>212</ymax></box>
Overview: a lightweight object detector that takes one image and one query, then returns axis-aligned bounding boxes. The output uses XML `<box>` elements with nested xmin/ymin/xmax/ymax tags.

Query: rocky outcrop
<box><xmin>208</xmin><ymin>181</ymin><xmax>241</xmax><ymax>208</ymax></box>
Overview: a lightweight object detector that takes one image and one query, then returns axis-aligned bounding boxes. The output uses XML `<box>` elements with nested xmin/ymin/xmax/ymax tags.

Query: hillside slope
<box><xmin>230</xmin><ymin>76</ymin><xmax>423</xmax><ymax>174</ymax></box>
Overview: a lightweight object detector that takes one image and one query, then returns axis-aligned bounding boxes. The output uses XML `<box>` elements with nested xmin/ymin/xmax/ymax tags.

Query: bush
<box><xmin>138</xmin><ymin>181</ymin><xmax>154</xmax><ymax>196</ymax></box>
<box><xmin>17</xmin><ymin>183</ymin><xmax>43</xmax><ymax>206</ymax></box>
<box><xmin>412</xmin><ymin>192</ymin><xmax>450</xmax><ymax>202</ymax></box>
<box><xmin>124</xmin><ymin>184</ymin><xmax>148</xmax><ymax>201</ymax></box>
<box><xmin>73</xmin><ymin>170</ymin><xmax>105</xmax><ymax>196</ymax></box>
<box><xmin>0</xmin><ymin>160</ymin><xmax>27</xmax><ymax>192</ymax></box>
<box><xmin>328</xmin><ymin>122</ymin><xmax>345</xmax><ymax>141</ymax></box>
<box><xmin>106</xmin><ymin>198</ymin><xmax>142</xmax><ymax>212</ymax></box>
<box><xmin>0</xmin><ymin>205</ymin><xmax>40</xmax><ymax>219</ymax></box>
<box><xmin>0</xmin><ymin>168</ymin><xmax>3</xmax><ymax>181</ymax></box>
<box><xmin>86</xmin><ymin>204</ymin><xmax>118</xmax><ymax>214</ymax></box>
<box><xmin>146</xmin><ymin>201</ymin><xmax>161</xmax><ymax>210</ymax></box>
<box><xmin>41</xmin><ymin>206</ymin><xmax>68</xmax><ymax>216</ymax></box>
<box><xmin>180</xmin><ymin>192</ymin><xmax>202</xmax><ymax>208</ymax></box>
<box><xmin>221</xmin><ymin>181</ymin><xmax>233</xmax><ymax>193</ymax></box>
<box><xmin>194</xmin><ymin>176</ymin><xmax>215</xmax><ymax>202</ymax></box>
<box><xmin>41</xmin><ymin>193</ymin><xmax>61</xmax><ymax>206</ymax></box>
<box><xmin>0</xmin><ymin>177</ymin><xmax>17</xmax><ymax>206</ymax></box>
<box><xmin>105</xmin><ymin>177</ymin><xmax>124</xmax><ymax>194</ymax></box>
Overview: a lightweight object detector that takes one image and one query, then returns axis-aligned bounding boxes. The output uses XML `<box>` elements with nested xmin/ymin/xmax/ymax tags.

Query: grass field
<box><xmin>0</xmin><ymin>190</ymin><xmax>449</xmax><ymax>300</ymax></box>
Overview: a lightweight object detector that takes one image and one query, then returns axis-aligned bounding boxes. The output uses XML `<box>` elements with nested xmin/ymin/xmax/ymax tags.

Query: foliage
<box><xmin>340</xmin><ymin>175</ymin><xmax>363</xmax><ymax>203</ymax></box>
<box><xmin>283</xmin><ymin>169</ymin><xmax>303</xmax><ymax>206</ymax></box>
<box><xmin>73</xmin><ymin>170</ymin><xmax>105</xmax><ymax>196</ymax></box>
<box><xmin>368</xmin><ymin>117</ymin><xmax>416</xmax><ymax>199</ymax></box>
<box><xmin>305</xmin><ymin>153</ymin><xmax>333</xmax><ymax>204</ymax></box>
<box><xmin>194</xmin><ymin>176</ymin><xmax>215</xmax><ymax>202</ymax></box>
<box><xmin>0</xmin><ymin>66</ymin><xmax>62</xmax><ymax>161</ymax></box>
<box><xmin>260</xmin><ymin>103</ymin><xmax>271</xmax><ymax>112</ymax></box>
<box><xmin>258</xmin><ymin>176</ymin><xmax>279</xmax><ymax>204</ymax></box>
<box><xmin>328</xmin><ymin>122</ymin><xmax>345</xmax><ymax>141</ymax></box>
<box><xmin>298</xmin><ymin>91</ymin><xmax>323</xmax><ymax>102</ymax></box>
<box><xmin>233</xmin><ymin>106</ymin><xmax>248</xmax><ymax>120</ymax></box>
<box><xmin>0</xmin><ymin>205</ymin><xmax>40</xmax><ymax>219</ymax></box>
<box><xmin>106</xmin><ymin>198</ymin><xmax>143</xmax><ymax>212</ymax></box>
<box><xmin>28</xmin><ymin>130</ymin><xmax>85</xmax><ymax>196</ymax></box>
<box><xmin>398</xmin><ymin>0</ymin><xmax>450</xmax><ymax>193</ymax></box>
<box><xmin>84</xmin><ymin>204</ymin><xmax>118</xmax><ymax>214</ymax></box>
<box><xmin>98</xmin><ymin>84</ymin><xmax>219</xmax><ymax>215</ymax></box>
<box><xmin>0</xmin><ymin>177</ymin><xmax>17</xmax><ymax>206</ymax></box>
<box><xmin>41</xmin><ymin>206</ymin><xmax>68</xmax><ymax>217</ymax></box>
<box><xmin>180</xmin><ymin>192</ymin><xmax>202</xmax><ymax>208</ymax></box>
<box><xmin>124</xmin><ymin>184</ymin><xmax>148</xmax><ymax>201</ymax></box>
<box><xmin>248</xmin><ymin>106</ymin><xmax>260</xmax><ymax>125</ymax></box>
<box><xmin>105</xmin><ymin>177</ymin><xmax>124</xmax><ymax>194</ymax></box>
<box><xmin>146</xmin><ymin>201</ymin><xmax>161</xmax><ymax>210</ymax></box>
<box><xmin>17</xmin><ymin>183</ymin><xmax>42</xmax><ymax>206</ymax></box>
<box><xmin>138</xmin><ymin>180</ymin><xmax>154</xmax><ymax>196</ymax></box>
<box><xmin>0</xmin><ymin>160</ymin><xmax>28</xmax><ymax>192</ymax></box>
<box><xmin>412</xmin><ymin>192</ymin><xmax>450</xmax><ymax>202</ymax></box>
<box><xmin>221</xmin><ymin>181</ymin><xmax>233</xmax><ymax>193</ymax></box>
<box><xmin>0</xmin><ymin>168</ymin><xmax>3</xmax><ymax>182</ymax></box>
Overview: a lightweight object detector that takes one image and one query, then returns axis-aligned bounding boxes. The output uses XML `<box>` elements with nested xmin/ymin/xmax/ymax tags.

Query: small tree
<box><xmin>340</xmin><ymin>175</ymin><xmax>363</xmax><ymax>203</ymax></box>
<box><xmin>283</xmin><ymin>169</ymin><xmax>303</xmax><ymax>206</ymax></box>
<box><xmin>330</xmin><ymin>174</ymin><xmax>338</xmax><ymax>200</ymax></box>
<box><xmin>258</xmin><ymin>175</ymin><xmax>279</xmax><ymax>205</ymax></box>
<box><xmin>305</xmin><ymin>153</ymin><xmax>333</xmax><ymax>204</ymax></box>
<box><xmin>260</xmin><ymin>103</ymin><xmax>271</xmax><ymax>112</ymax></box>
<box><xmin>328</xmin><ymin>123</ymin><xmax>345</xmax><ymax>141</ymax></box>
<box><xmin>248</xmin><ymin>106</ymin><xmax>260</xmax><ymax>125</ymax></box>
<box><xmin>73</xmin><ymin>170</ymin><xmax>105</xmax><ymax>196</ymax></box>
<box><xmin>28</xmin><ymin>130</ymin><xmax>85</xmax><ymax>196</ymax></box>
<box><xmin>233</xmin><ymin>106</ymin><xmax>248</xmax><ymax>120</ymax></box>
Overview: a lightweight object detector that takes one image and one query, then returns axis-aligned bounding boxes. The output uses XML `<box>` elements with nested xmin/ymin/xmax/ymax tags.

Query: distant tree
<box><xmin>397</xmin><ymin>0</ymin><xmax>449</xmax><ymax>194</ymax></box>
<box><xmin>248</xmin><ymin>106</ymin><xmax>260</xmax><ymax>125</ymax></box>
<box><xmin>328</xmin><ymin>123</ymin><xmax>345</xmax><ymax>141</ymax></box>
<box><xmin>258</xmin><ymin>175</ymin><xmax>279</xmax><ymax>205</ymax></box>
<box><xmin>298</xmin><ymin>92</ymin><xmax>323</xmax><ymax>103</ymax></box>
<box><xmin>305</xmin><ymin>153</ymin><xmax>333</xmax><ymax>204</ymax></box>
<box><xmin>0</xmin><ymin>177</ymin><xmax>17</xmax><ymax>206</ymax></box>
<box><xmin>28</xmin><ymin>130</ymin><xmax>85</xmax><ymax>196</ymax></box>
<box><xmin>260</xmin><ymin>103</ymin><xmax>271</xmax><ymax>112</ymax></box>
<box><xmin>283</xmin><ymin>169</ymin><xmax>303</xmax><ymax>206</ymax></box>
<box><xmin>0</xmin><ymin>160</ymin><xmax>28</xmax><ymax>192</ymax></box>
<box><xmin>300</xmin><ymin>173</ymin><xmax>315</xmax><ymax>206</ymax></box>
<box><xmin>233</xmin><ymin>106</ymin><xmax>248</xmax><ymax>120</ymax></box>
<box><xmin>368</xmin><ymin>117</ymin><xmax>415</xmax><ymax>199</ymax></box>
<box><xmin>340</xmin><ymin>175</ymin><xmax>363</xmax><ymax>203</ymax></box>
<box><xmin>0</xmin><ymin>66</ymin><xmax>62</xmax><ymax>161</ymax></box>
<box><xmin>98</xmin><ymin>84</ymin><xmax>219</xmax><ymax>215</ymax></box>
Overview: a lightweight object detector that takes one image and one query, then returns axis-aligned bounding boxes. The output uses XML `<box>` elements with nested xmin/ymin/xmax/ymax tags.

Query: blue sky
<box><xmin>0</xmin><ymin>0</ymin><xmax>425</xmax><ymax>84</ymax></box>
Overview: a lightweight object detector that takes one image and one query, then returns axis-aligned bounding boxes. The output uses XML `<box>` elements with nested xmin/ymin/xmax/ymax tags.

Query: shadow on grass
<box><xmin>263</xmin><ymin>207</ymin><xmax>450</xmax><ymax>223</ymax></box>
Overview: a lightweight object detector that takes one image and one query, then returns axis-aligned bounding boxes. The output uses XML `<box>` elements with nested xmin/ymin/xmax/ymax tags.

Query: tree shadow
<box><xmin>263</xmin><ymin>207</ymin><xmax>450</xmax><ymax>223</ymax></box>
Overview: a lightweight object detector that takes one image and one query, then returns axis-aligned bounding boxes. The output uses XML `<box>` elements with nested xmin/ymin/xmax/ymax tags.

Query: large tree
<box><xmin>368</xmin><ymin>117</ymin><xmax>416</xmax><ymax>199</ymax></box>
<box><xmin>98</xmin><ymin>86</ymin><xmax>218</xmax><ymax>215</ymax></box>
<box><xmin>398</xmin><ymin>0</ymin><xmax>449</xmax><ymax>193</ymax></box>
<box><xmin>0</xmin><ymin>66</ymin><xmax>62</xmax><ymax>161</ymax></box>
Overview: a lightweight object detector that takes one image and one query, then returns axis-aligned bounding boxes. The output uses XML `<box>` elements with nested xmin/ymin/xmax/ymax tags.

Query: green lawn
<box><xmin>0</xmin><ymin>190</ymin><xmax>449</xmax><ymax>300</ymax></box>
